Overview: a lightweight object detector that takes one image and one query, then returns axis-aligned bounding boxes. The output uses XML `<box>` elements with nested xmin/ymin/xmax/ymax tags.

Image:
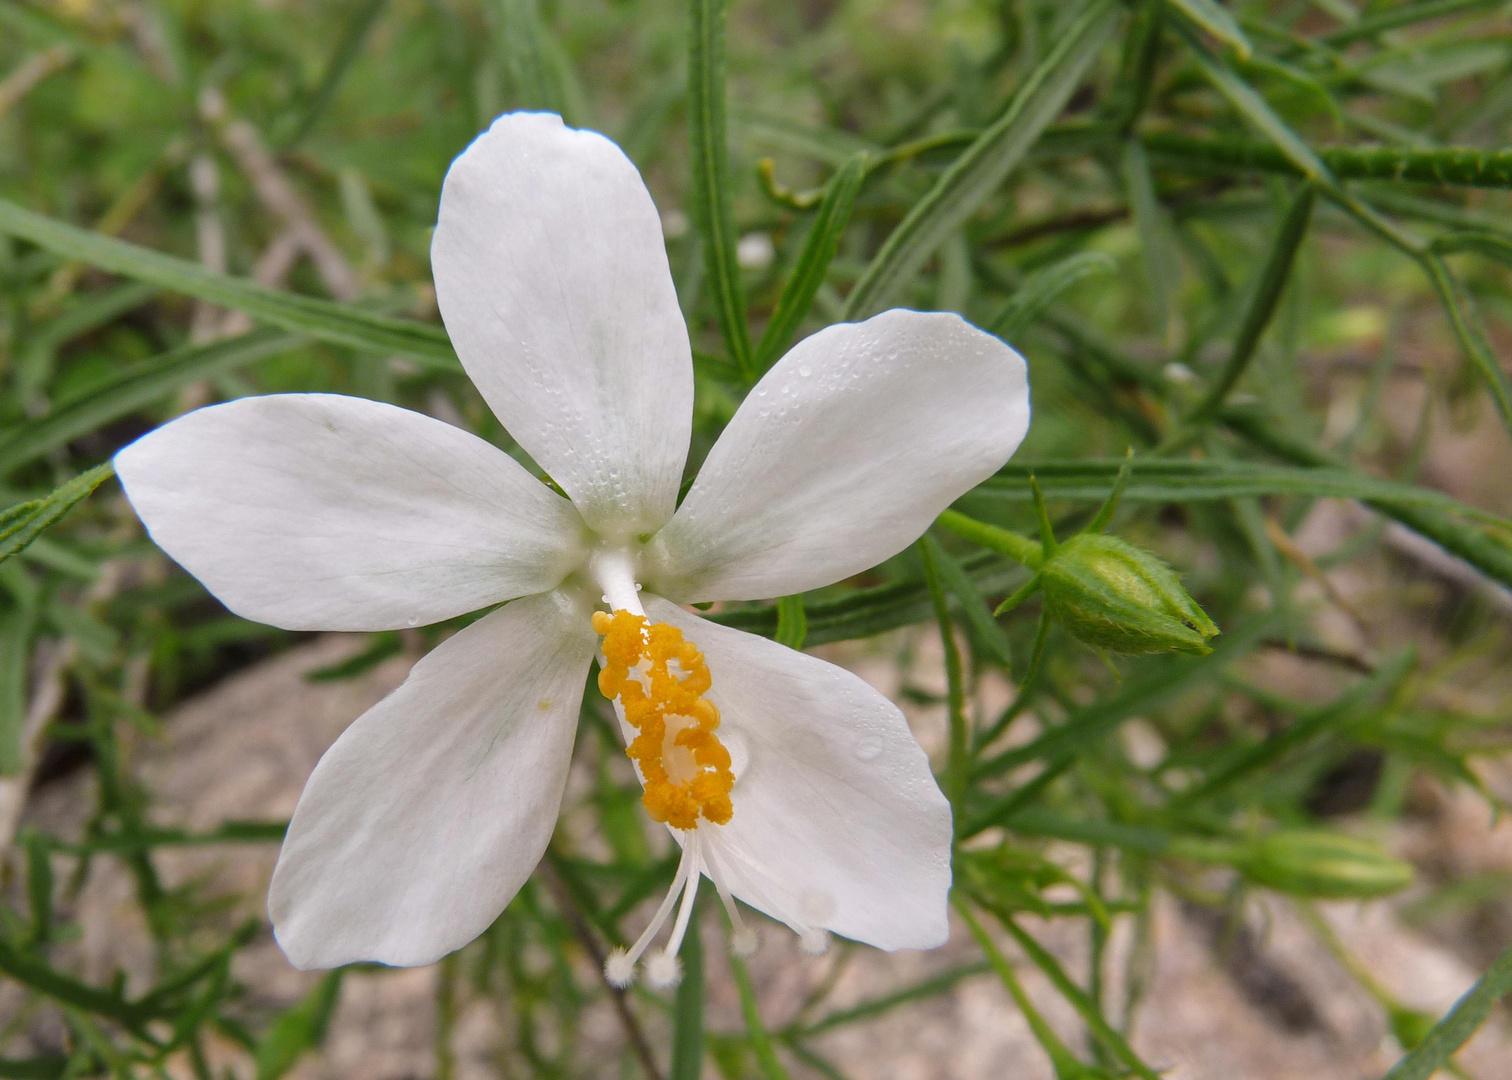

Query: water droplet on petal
<box><xmin>798</xmin><ymin>364</ymin><xmax>812</xmax><ymax>377</ymax></box>
<box><xmin>855</xmin><ymin>737</ymin><xmax>882</xmax><ymax>761</ymax></box>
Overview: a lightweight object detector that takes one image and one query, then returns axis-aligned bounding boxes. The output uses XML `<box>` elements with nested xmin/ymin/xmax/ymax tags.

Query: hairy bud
<box><xmin>1037</xmin><ymin>533</ymin><xmax>1218</xmax><ymax>655</ymax></box>
<box><xmin>1234</xmin><ymin>830</ymin><xmax>1413</xmax><ymax>899</ymax></box>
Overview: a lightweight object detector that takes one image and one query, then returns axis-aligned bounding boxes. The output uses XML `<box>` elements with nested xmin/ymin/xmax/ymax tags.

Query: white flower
<box><xmin>113</xmin><ymin>112</ymin><xmax>1030</xmax><ymax>979</ymax></box>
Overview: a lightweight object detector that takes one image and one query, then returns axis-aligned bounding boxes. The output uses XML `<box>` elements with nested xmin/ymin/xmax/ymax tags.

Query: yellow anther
<box><xmin>594</xmin><ymin>611</ymin><xmax>735</xmax><ymax>830</ymax></box>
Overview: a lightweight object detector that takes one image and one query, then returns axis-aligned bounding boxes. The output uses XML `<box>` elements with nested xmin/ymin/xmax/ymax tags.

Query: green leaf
<box><xmin>710</xmin><ymin>551</ymin><xmax>1027</xmax><ymax>645</ymax></box>
<box><xmin>1218</xmin><ymin>405</ymin><xmax>1512</xmax><ymax>591</ymax></box>
<box><xmin>923</xmin><ymin>532</ymin><xmax>1013</xmax><ymax>669</ymax></box>
<box><xmin>973</xmin><ymin>614</ymin><xmax>1277</xmax><ymax>781</ymax></box>
<box><xmin>254</xmin><ymin>970</ymin><xmax>344</xmax><ymax>1080</ymax></box>
<box><xmin>0</xmin><ymin>1054</ymin><xmax>66</xmax><ymax>1080</ymax></box>
<box><xmin>0</xmin><ymin>464</ymin><xmax>115</xmax><ymax>568</ymax></box>
<box><xmin>991</xmin><ymin>252</ymin><xmax>1117</xmax><ymax>341</ymax></box>
<box><xmin>1187</xmin><ymin>182</ymin><xmax>1315</xmax><ymax>422</ymax></box>
<box><xmin>670</xmin><ymin>887</ymin><xmax>705</xmax><ymax>1080</ymax></box>
<box><xmin>1145</xmin><ymin>133</ymin><xmax>1512</xmax><ymax>189</ymax></box>
<box><xmin>284</xmin><ymin>0</ymin><xmax>387</xmax><ymax>145</ymax></box>
<box><xmin>842</xmin><ymin>0</ymin><xmax>1120</xmax><ymax>319</ymax></box>
<box><xmin>993</xmin><ymin>911</ymin><xmax>1163</xmax><ymax>1080</ymax></box>
<box><xmin>970</xmin><ymin>458</ymin><xmax>1512</xmax><ymax>528</ymax></box>
<box><xmin>773</xmin><ymin>594</ymin><xmax>807</xmax><ymax>650</ymax></box>
<box><xmin>0</xmin><ymin>200</ymin><xmax>458</xmax><ymax>371</ymax></box>
<box><xmin>1320</xmin><ymin>0</ymin><xmax>1505</xmax><ymax>45</ymax></box>
<box><xmin>1179</xmin><ymin>35</ymin><xmax>1332</xmax><ymax>183</ymax></box>
<box><xmin>688</xmin><ymin>0</ymin><xmax>753</xmax><ymax>380</ymax></box>
<box><xmin>753</xmin><ymin>153</ymin><xmax>868</xmax><ymax>372</ymax></box>
<box><xmin>1422</xmin><ymin>253</ymin><xmax>1512</xmax><ymax>438</ymax></box>
<box><xmin>729</xmin><ymin>949</ymin><xmax>791</xmax><ymax>1080</ymax></box>
<box><xmin>0</xmin><ymin>329</ymin><xmax>305</xmax><ymax>475</ymax></box>
<box><xmin>1123</xmin><ymin>139</ymin><xmax>1181</xmax><ymax>332</ymax></box>
<box><xmin>1381</xmin><ymin>940</ymin><xmax>1512</xmax><ymax>1080</ymax></box>
<box><xmin>1163</xmin><ymin>0</ymin><xmax>1251</xmax><ymax>60</ymax></box>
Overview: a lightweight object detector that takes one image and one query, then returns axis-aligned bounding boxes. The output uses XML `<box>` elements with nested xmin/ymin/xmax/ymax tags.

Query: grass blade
<box><xmin>670</xmin><ymin>889</ymin><xmax>705</xmax><ymax>1080</ymax></box>
<box><xmin>254</xmin><ymin>970</ymin><xmax>344</xmax><ymax>1080</ymax></box>
<box><xmin>0</xmin><ymin>329</ymin><xmax>305</xmax><ymax>475</ymax></box>
<box><xmin>688</xmin><ymin>0</ymin><xmax>753</xmax><ymax>379</ymax></box>
<box><xmin>843</xmin><ymin>0</ymin><xmax>1119</xmax><ymax>319</ymax></box>
<box><xmin>0</xmin><ymin>464</ymin><xmax>114</xmax><ymax>568</ymax></box>
<box><xmin>1164</xmin><ymin>0</ymin><xmax>1251</xmax><ymax>59</ymax></box>
<box><xmin>774</xmin><ymin>594</ymin><xmax>808</xmax><ymax>650</ymax></box>
<box><xmin>1187</xmin><ymin>182</ymin><xmax>1315</xmax><ymax>421</ymax></box>
<box><xmin>0</xmin><ymin>200</ymin><xmax>457</xmax><ymax>370</ymax></box>
<box><xmin>989</xmin><ymin>252</ymin><xmax>1117</xmax><ymax>341</ymax></box>
<box><xmin>1422</xmin><ymin>253</ymin><xmax>1512</xmax><ymax>437</ymax></box>
<box><xmin>1179</xmin><ymin>33</ymin><xmax>1331</xmax><ymax>182</ymax></box>
<box><xmin>1381</xmin><ymin>941</ymin><xmax>1512</xmax><ymax>1080</ymax></box>
<box><xmin>729</xmin><ymin>950</ymin><xmax>791</xmax><ymax>1080</ymax></box>
<box><xmin>284</xmin><ymin>0</ymin><xmax>387</xmax><ymax>145</ymax></box>
<box><xmin>754</xmin><ymin>153</ymin><xmax>867</xmax><ymax>371</ymax></box>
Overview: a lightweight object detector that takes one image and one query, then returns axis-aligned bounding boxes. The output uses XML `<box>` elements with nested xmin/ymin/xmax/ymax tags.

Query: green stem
<box><xmin>936</xmin><ymin>510</ymin><xmax>1044</xmax><ymax>568</ymax></box>
<box><xmin>918</xmin><ymin>537</ymin><xmax>970</xmax><ymax>808</ymax></box>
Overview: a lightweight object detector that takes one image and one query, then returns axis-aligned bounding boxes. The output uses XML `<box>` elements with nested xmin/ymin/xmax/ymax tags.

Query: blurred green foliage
<box><xmin>2</xmin><ymin>0</ymin><xmax>1512</xmax><ymax>1076</ymax></box>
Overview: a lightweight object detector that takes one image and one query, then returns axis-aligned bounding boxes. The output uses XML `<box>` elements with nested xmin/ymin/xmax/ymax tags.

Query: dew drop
<box><xmin>855</xmin><ymin>737</ymin><xmax>882</xmax><ymax>761</ymax></box>
<box><xmin>798</xmin><ymin>364</ymin><xmax>812</xmax><ymax>377</ymax></box>
<box><xmin>407</xmin><ymin>616</ymin><xmax>420</xmax><ymax>627</ymax></box>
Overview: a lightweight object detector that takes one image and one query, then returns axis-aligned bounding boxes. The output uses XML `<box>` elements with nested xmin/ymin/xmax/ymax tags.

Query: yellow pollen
<box><xmin>592</xmin><ymin>609</ymin><xmax>734</xmax><ymax>831</ymax></box>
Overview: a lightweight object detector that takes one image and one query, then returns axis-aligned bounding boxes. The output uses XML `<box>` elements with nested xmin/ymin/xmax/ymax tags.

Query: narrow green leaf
<box><xmin>0</xmin><ymin>329</ymin><xmax>305</xmax><ymax>475</ymax></box>
<box><xmin>285</xmin><ymin>0</ymin><xmax>387</xmax><ymax>145</ymax></box>
<box><xmin>974</xmin><ymin>614</ymin><xmax>1276</xmax><ymax>779</ymax></box>
<box><xmin>1164</xmin><ymin>0</ymin><xmax>1251</xmax><ymax>60</ymax></box>
<box><xmin>1178</xmin><ymin>648</ymin><xmax>1415</xmax><ymax>803</ymax></box>
<box><xmin>1188</xmin><ymin>182</ymin><xmax>1315</xmax><ymax>421</ymax></box>
<box><xmin>924</xmin><ymin>532</ymin><xmax>1013</xmax><ymax>669</ymax></box>
<box><xmin>0</xmin><ymin>464</ymin><xmax>114</xmax><ymax>568</ymax></box>
<box><xmin>1123</xmin><ymin>139</ymin><xmax>1181</xmax><ymax>332</ymax></box>
<box><xmin>688</xmin><ymin>0</ymin><xmax>753</xmax><ymax>379</ymax></box>
<box><xmin>709</xmin><ymin>550</ymin><xmax>1025</xmax><ymax>645</ymax></box>
<box><xmin>0</xmin><ymin>200</ymin><xmax>458</xmax><ymax>370</ymax></box>
<box><xmin>729</xmin><ymin>950</ymin><xmax>791</xmax><ymax>1080</ymax></box>
<box><xmin>1320</xmin><ymin>0</ymin><xmax>1504</xmax><ymax>45</ymax></box>
<box><xmin>670</xmin><ymin>888</ymin><xmax>705</xmax><ymax>1080</ymax></box>
<box><xmin>0</xmin><ymin>1054</ymin><xmax>66</xmax><ymax>1080</ymax></box>
<box><xmin>785</xmin><ymin>963</ymin><xmax>991</xmax><ymax>1037</ymax></box>
<box><xmin>1145</xmin><ymin>133</ymin><xmax>1512</xmax><ymax>189</ymax></box>
<box><xmin>989</xmin><ymin>252</ymin><xmax>1117</xmax><ymax>341</ymax></box>
<box><xmin>754</xmin><ymin>153</ymin><xmax>867</xmax><ymax>371</ymax></box>
<box><xmin>254</xmin><ymin>970</ymin><xmax>344</xmax><ymax>1080</ymax></box>
<box><xmin>0</xmin><ymin>590</ymin><xmax>40</xmax><ymax>775</ymax></box>
<box><xmin>958</xmin><ymin>903</ymin><xmax>1095</xmax><ymax>1080</ymax></box>
<box><xmin>919</xmin><ymin>535</ymin><xmax>970</xmax><ymax>806</ymax></box>
<box><xmin>773</xmin><ymin>594</ymin><xmax>807</xmax><ymax>650</ymax></box>
<box><xmin>1381</xmin><ymin>940</ymin><xmax>1512</xmax><ymax>1080</ymax></box>
<box><xmin>1429</xmin><ymin>230</ymin><xmax>1512</xmax><ymax>268</ymax></box>
<box><xmin>993</xmin><ymin>910</ymin><xmax>1162</xmax><ymax>1080</ymax></box>
<box><xmin>1219</xmin><ymin>405</ymin><xmax>1512</xmax><ymax>591</ymax></box>
<box><xmin>1422</xmin><ymin>253</ymin><xmax>1512</xmax><ymax>438</ymax></box>
<box><xmin>972</xmin><ymin>458</ymin><xmax>1512</xmax><ymax>529</ymax></box>
<box><xmin>842</xmin><ymin>0</ymin><xmax>1119</xmax><ymax>319</ymax></box>
<box><xmin>1179</xmin><ymin>36</ymin><xmax>1332</xmax><ymax>182</ymax></box>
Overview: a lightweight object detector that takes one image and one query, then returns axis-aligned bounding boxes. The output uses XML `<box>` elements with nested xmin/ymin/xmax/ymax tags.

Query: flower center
<box><xmin>591</xmin><ymin>610</ymin><xmax>734</xmax><ymax>830</ymax></box>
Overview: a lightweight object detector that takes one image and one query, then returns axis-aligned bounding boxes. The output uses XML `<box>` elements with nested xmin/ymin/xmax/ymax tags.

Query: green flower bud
<box><xmin>1037</xmin><ymin>533</ymin><xmax>1218</xmax><ymax>655</ymax></box>
<box><xmin>1235</xmin><ymin>830</ymin><xmax>1414</xmax><ymax>899</ymax></box>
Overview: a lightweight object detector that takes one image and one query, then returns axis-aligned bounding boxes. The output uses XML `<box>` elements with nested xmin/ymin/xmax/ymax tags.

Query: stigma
<box><xmin>592</xmin><ymin>609</ymin><xmax>735</xmax><ymax>830</ymax></box>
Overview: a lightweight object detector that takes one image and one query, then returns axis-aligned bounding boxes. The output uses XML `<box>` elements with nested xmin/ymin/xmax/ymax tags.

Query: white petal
<box><xmin>647</xmin><ymin>310</ymin><xmax>1029</xmax><ymax>602</ymax></box>
<box><xmin>432</xmin><ymin>112</ymin><xmax>693</xmax><ymax>539</ymax></box>
<box><xmin>645</xmin><ymin>596</ymin><xmax>953</xmax><ymax>951</ymax></box>
<box><xmin>269</xmin><ymin>590</ymin><xmax>598</xmax><ymax>969</ymax></box>
<box><xmin>114</xmin><ymin>394</ymin><xmax>585</xmax><ymax>632</ymax></box>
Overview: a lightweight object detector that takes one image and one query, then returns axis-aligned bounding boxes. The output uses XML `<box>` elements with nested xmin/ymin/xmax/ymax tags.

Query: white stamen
<box><xmin>591</xmin><ymin>548</ymin><xmax>644</xmax><ymax>616</ymax></box>
<box><xmin>799</xmin><ymin>928</ymin><xmax>831</xmax><ymax>956</ymax></box>
<box><xmin>655</xmin><ymin>834</ymin><xmax>704</xmax><ymax>971</ymax></box>
<box><xmin>646</xmin><ymin>952</ymin><xmax>683</xmax><ymax>989</ymax></box>
<box><xmin>604</xmin><ymin>948</ymin><xmax>635</xmax><ymax>988</ymax></box>
<box><xmin>703</xmin><ymin>840</ymin><xmax>759</xmax><ymax>958</ymax></box>
<box><xmin>601</xmin><ymin>839</ymin><xmax>694</xmax><ymax>987</ymax></box>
